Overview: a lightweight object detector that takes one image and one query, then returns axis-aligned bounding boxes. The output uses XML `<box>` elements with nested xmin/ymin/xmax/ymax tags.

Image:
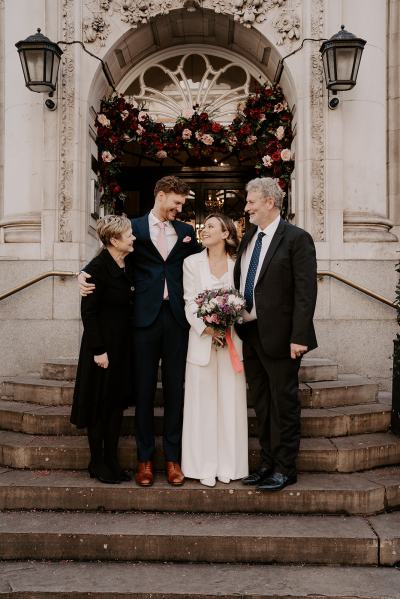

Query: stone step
<box><xmin>0</xmin><ymin>467</ymin><xmax>398</xmax><ymax>515</ymax></box>
<box><xmin>298</xmin><ymin>357</ymin><xmax>338</xmax><ymax>382</ymax></box>
<box><xmin>0</xmin><ymin>562</ymin><xmax>399</xmax><ymax>598</ymax></box>
<box><xmin>1</xmin><ymin>376</ymin><xmax>74</xmax><ymax>406</ymax></box>
<box><xmin>40</xmin><ymin>356</ymin><xmax>339</xmax><ymax>383</ymax></box>
<box><xmin>0</xmin><ymin>399</ymin><xmax>390</xmax><ymax>438</ymax></box>
<box><xmin>41</xmin><ymin>358</ymin><xmax>78</xmax><ymax>381</ymax></box>
<box><xmin>2</xmin><ymin>375</ymin><xmax>378</xmax><ymax>410</ymax></box>
<box><xmin>0</xmin><ymin>430</ymin><xmax>399</xmax><ymax>473</ymax></box>
<box><xmin>301</xmin><ymin>375</ymin><xmax>379</xmax><ymax>408</ymax></box>
<box><xmin>0</xmin><ymin>510</ymin><xmax>382</xmax><ymax>565</ymax></box>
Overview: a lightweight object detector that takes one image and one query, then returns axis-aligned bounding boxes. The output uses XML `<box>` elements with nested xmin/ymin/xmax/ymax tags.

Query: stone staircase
<box><xmin>0</xmin><ymin>357</ymin><xmax>399</xmax><ymax>598</ymax></box>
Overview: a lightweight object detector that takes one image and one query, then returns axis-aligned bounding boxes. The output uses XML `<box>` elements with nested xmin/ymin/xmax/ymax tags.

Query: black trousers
<box><xmin>133</xmin><ymin>301</ymin><xmax>188</xmax><ymax>462</ymax></box>
<box><xmin>87</xmin><ymin>407</ymin><xmax>124</xmax><ymax>468</ymax></box>
<box><xmin>242</xmin><ymin>321</ymin><xmax>301</xmax><ymax>477</ymax></box>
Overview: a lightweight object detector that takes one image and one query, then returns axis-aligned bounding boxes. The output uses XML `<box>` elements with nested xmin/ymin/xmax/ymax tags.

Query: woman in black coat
<box><xmin>71</xmin><ymin>215</ymin><xmax>135</xmax><ymax>484</ymax></box>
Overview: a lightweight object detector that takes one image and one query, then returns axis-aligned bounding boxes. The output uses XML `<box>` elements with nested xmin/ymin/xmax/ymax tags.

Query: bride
<box><xmin>181</xmin><ymin>213</ymin><xmax>249</xmax><ymax>487</ymax></box>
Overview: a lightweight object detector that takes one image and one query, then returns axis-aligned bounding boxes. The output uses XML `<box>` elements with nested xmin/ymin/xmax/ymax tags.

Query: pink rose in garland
<box><xmin>201</xmin><ymin>134</ymin><xmax>214</xmax><ymax>146</ymax></box>
<box><xmin>95</xmin><ymin>84</ymin><xmax>294</xmax><ymax>210</ymax></box>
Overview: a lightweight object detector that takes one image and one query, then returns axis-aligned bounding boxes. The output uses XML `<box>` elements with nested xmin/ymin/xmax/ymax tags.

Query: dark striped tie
<box><xmin>244</xmin><ymin>231</ymin><xmax>265</xmax><ymax>313</ymax></box>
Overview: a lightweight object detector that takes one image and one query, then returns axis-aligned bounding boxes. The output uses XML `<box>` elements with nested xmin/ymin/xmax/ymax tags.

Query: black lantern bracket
<box><xmin>16</xmin><ymin>28</ymin><xmax>117</xmax><ymax>111</ymax></box>
<box><xmin>274</xmin><ymin>25</ymin><xmax>366</xmax><ymax>111</ymax></box>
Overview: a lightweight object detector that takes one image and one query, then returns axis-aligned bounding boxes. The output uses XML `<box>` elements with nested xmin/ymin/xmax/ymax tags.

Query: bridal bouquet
<box><xmin>194</xmin><ymin>287</ymin><xmax>246</xmax><ymax>373</ymax></box>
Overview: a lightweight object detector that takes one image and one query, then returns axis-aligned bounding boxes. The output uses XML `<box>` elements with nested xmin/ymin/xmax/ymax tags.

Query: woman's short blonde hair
<box><xmin>96</xmin><ymin>215</ymin><xmax>132</xmax><ymax>246</ymax></box>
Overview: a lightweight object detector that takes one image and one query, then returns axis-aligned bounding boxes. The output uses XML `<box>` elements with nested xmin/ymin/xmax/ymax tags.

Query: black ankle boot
<box><xmin>88</xmin><ymin>461</ymin><xmax>121</xmax><ymax>484</ymax></box>
<box><xmin>104</xmin><ymin>458</ymin><xmax>131</xmax><ymax>482</ymax></box>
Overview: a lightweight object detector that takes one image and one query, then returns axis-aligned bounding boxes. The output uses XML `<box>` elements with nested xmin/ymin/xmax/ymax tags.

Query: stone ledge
<box><xmin>0</xmin><ymin>562</ymin><xmax>399</xmax><ymax>598</ymax></box>
<box><xmin>0</xmin><ymin>511</ymin><xmax>378</xmax><ymax>565</ymax></box>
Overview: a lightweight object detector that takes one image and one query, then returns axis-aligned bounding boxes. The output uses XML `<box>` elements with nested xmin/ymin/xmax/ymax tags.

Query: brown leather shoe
<box><xmin>135</xmin><ymin>461</ymin><xmax>153</xmax><ymax>486</ymax></box>
<box><xmin>166</xmin><ymin>461</ymin><xmax>185</xmax><ymax>486</ymax></box>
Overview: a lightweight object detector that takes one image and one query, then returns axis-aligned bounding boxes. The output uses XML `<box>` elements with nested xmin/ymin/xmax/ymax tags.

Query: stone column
<box><xmin>387</xmin><ymin>0</ymin><xmax>400</xmax><ymax>236</ymax></box>
<box><xmin>341</xmin><ymin>0</ymin><xmax>396</xmax><ymax>241</ymax></box>
<box><xmin>0</xmin><ymin>0</ymin><xmax>45</xmax><ymax>243</ymax></box>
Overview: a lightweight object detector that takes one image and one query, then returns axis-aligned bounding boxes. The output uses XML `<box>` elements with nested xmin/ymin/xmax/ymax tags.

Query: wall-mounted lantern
<box><xmin>16</xmin><ymin>28</ymin><xmax>115</xmax><ymax>110</ymax></box>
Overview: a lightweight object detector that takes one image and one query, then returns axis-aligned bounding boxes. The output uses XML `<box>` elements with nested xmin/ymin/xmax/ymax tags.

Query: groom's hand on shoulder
<box><xmin>78</xmin><ymin>271</ymin><xmax>95</xmax><ymax>297</ymax></box>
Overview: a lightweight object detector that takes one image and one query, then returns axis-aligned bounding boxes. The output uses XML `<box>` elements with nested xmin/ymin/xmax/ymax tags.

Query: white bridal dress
<box><xmin>181</xmin><ymin>250</ymin><xmax>249</xmax><ymax>483</ymax></box>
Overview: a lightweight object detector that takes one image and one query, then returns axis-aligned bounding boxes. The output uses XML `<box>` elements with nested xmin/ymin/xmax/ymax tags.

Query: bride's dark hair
<box><xmin>204</xmin><ymin>213</ymin><xmax>239</xmax><ymax>257</ymax></box>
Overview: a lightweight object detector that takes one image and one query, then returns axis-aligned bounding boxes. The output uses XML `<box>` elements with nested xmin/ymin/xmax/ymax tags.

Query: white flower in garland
<box><xmin>281</xmin><ymin>148</ymin><xmax>292</xmax><ymax>161</ymax></box>
<box><xmin>97</xmin><ymin>114</ymin><xmax>111</xmax><ymax>127</ymax></box>
<box><xmin>262</xmin><ymin>155</ymin><xmax>273</xmax><ymax>167</ymax></box>
<box><xmin>120</xmin><ymin>110</ymin><xmax>129</xmax><ymax>121</ymax></box>
<box><xmin>101</xmin><ymin>151</ymin><xmax>115</xmax><ymax>162</ymax></box>
<box><xmin>156</xmin><ymin>150</ymin><xmax>167</xmax><ymax>160</ymax></box>
<box><xmin>275</xmin><ymin>126</ymin><xmax>285</xmax><ymax>140</ymax></box>
<box><xmin>182</xmin><ymin>128</ymin><xmax>192</xmax><ymax>140</ymax></box>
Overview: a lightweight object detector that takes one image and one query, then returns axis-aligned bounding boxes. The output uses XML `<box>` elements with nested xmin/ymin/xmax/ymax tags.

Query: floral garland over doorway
<box><xmin>95</xmin><ymin>84</ymin><xmax>294</xmax><ymax>209</ymax></box>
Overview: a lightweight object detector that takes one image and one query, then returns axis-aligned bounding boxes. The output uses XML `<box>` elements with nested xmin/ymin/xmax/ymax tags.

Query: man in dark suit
<box><xmin>79</xmin><ymin>176</ymin><xmax>200</xmax><ymax>487</ymax></box>
<box><xmin>234</xmin><ymin>177</ymin><xmax>317</xmax><ymax>491</ymax></box>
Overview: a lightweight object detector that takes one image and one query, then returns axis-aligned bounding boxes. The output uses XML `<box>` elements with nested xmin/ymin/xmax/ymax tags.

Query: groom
<box><xmin>235</xmin><ymin>177</ymin><xmax>317</xmax><ymax>491</ymax></box>
<box><xmin>79</xmin><ymin>176</ymin><xmax>200</xmax><ymax>486</ymax></box>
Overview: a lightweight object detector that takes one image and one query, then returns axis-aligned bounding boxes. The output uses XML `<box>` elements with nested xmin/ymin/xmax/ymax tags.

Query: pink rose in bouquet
<box><xmin>195</xmin><ymin>287</ymin><xmax>246</xmax><ymax>372</ymax></box>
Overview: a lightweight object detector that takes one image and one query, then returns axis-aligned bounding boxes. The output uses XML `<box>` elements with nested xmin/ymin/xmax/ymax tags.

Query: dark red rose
<box><xmin>199</xmin><ymin>112</ymin><xmax>209</xmax><ymax>121</ymax></box>
<box><xmin>211</xmin><ymin>122</ymin><xmax>222</xmax><ymax>133</ymax></box>
<box><xmin>111</xmin><ymin>184</ymin><xmax>121</xmax><ymax>194</ymax></box>
<box><xmin>271</xmin><ymin>151</ymin><xmax>281</xmax><ymax>161</ymax></box>
<box><xmin>249</xmin><ymin>108</ymin><xmax>262</xmax><ymax>119</ymax></box>
<box><xmin>239</xmin><ymin>124</ymin><xmax>252</xmax><ymax>136</ymax></box>
<box><xmin>278</xmin><ymin>179</ymin><xmax>286</xmax><ymax>190</ymax></box>
<box><xmin>266</xmin><ymin>140</ymin><xmax>278</xmax><ymax>153</ymax></box>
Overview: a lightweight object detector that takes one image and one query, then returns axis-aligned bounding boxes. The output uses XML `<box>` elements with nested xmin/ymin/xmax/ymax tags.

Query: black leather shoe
<box><xmin>242</xmin><ymin>467</ymin><xmax>273</xmax><ymax>486</ymax></box>
<box><xmin>257</xmin><ymin>472</ymin><xmax>297</xmax><ymax>492</ymax></box>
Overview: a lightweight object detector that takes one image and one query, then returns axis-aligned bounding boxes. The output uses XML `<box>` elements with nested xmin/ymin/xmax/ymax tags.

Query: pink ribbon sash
<box><xmin>225</xmin><ymin>330</ymin><xmax>243</xmax><ymax>374</ymax></box>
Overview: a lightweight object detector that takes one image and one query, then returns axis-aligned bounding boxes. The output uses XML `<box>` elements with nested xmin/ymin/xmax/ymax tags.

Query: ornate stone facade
<box><xmin>83</xmin><ymin>0</ymin><xmax>301</xmax><ymax>45</ymax></box>
<box><xmin>310</xmin><ymin>0</ymin><xmax>325</xmax><ymax>241</ymax></box>
<box><xmin>58</xmin><ymin>0</ymin><xmax>76</xmax><ymax>243</ymax></box>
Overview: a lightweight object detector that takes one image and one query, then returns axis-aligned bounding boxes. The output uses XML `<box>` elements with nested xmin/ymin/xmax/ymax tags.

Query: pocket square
<box><xmin>182</xmin><ymin>236</ymin><xmax>191</xmax><ymax>243</ymax></box>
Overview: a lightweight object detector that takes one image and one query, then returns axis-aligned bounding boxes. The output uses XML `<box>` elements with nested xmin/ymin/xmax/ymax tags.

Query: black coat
<box><xmin>71</xmin><ymin>249</ymin><xmax>135</xmax><ymax>428</ymax></box>
<box><xmin>234</xmin><ymin>219</ymin><xmax>318</xmax><ymax>358</ymax></box>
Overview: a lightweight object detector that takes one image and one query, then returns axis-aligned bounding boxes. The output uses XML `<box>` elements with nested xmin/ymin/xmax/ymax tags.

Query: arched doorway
<box><xmin>88</xmin><ymin>9</ymin><xmax>296</xmax><ymax>234</ymax></box>
<box><xmin>117</xmin><ymin>46</ymin><xmax>273</xmax><ymax>234</ymax></box>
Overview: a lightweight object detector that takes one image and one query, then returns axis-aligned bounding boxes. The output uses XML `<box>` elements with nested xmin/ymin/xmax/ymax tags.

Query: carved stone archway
<box><xmin>79</xmin><ymin>0</ymin><xmax>326</xmax><ymax>241</ymax></box>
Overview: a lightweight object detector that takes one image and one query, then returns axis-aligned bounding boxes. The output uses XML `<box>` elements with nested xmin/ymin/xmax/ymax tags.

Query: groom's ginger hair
<box><xmin>154</xmin><ymin>176</ymin><xmax>190</xmax><ymax>197</ymax></box>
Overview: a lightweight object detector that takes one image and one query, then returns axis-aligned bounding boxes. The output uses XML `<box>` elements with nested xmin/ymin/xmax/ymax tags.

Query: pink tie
<box><xmin>156</xmin><ymin>221</ymin><xmax>169</xmax><ymax>298</ymax></box>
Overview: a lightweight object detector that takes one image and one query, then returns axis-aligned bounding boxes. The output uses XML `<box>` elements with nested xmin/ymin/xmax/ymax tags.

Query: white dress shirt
<box><xmin>240</xmin><ymin>214</ymin><xmax>281</xmax><ymax>322</ymax></box>
<box><xmin>149</xmin><ymin>210</ymin><xmax>178</xmax><ymax>255</ymax></box>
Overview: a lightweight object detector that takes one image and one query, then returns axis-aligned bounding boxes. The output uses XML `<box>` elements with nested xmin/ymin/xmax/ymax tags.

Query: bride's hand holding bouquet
<box><xmin>195</xmin><ymin>287</ymin><xmax>246</xmax><ymax>372</ymax></box>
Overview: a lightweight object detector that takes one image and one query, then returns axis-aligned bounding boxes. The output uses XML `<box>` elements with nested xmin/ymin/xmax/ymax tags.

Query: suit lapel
<box><xmin>257</xmin><ymin>219</ymin><xmax>286</xmax><ymax>282</ymax></box>
<box><xmin>198</xmin><ymin>250</ymin><xmax>209</xmax><ymax>289</ymax></box>
<box><xmin>166</xmin><ymin>220</ymin><xmax>184</xmax><ymax>261</ymax></box>
<box><xmin>234</xmin><ymin>225</ymin><xmax>257</xmax><ymax>286</ymax></box>
<box><xmin>136</xmin><ymin>213</ymin><xmax>165</xmax><ymax>261</ymax></box>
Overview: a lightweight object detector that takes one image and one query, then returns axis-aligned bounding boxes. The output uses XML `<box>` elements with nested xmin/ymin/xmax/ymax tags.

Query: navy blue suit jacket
<box><xmin>128</xmin><ymin>214</ymin><xmax>201</xmax><ymax>329</ymax></box>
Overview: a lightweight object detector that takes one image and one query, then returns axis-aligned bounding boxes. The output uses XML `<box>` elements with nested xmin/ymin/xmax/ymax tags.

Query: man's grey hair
<box><xmin>246</xmin><ymin>177</ymin><xmax>285</xmax><ymax>210</ymax></box>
